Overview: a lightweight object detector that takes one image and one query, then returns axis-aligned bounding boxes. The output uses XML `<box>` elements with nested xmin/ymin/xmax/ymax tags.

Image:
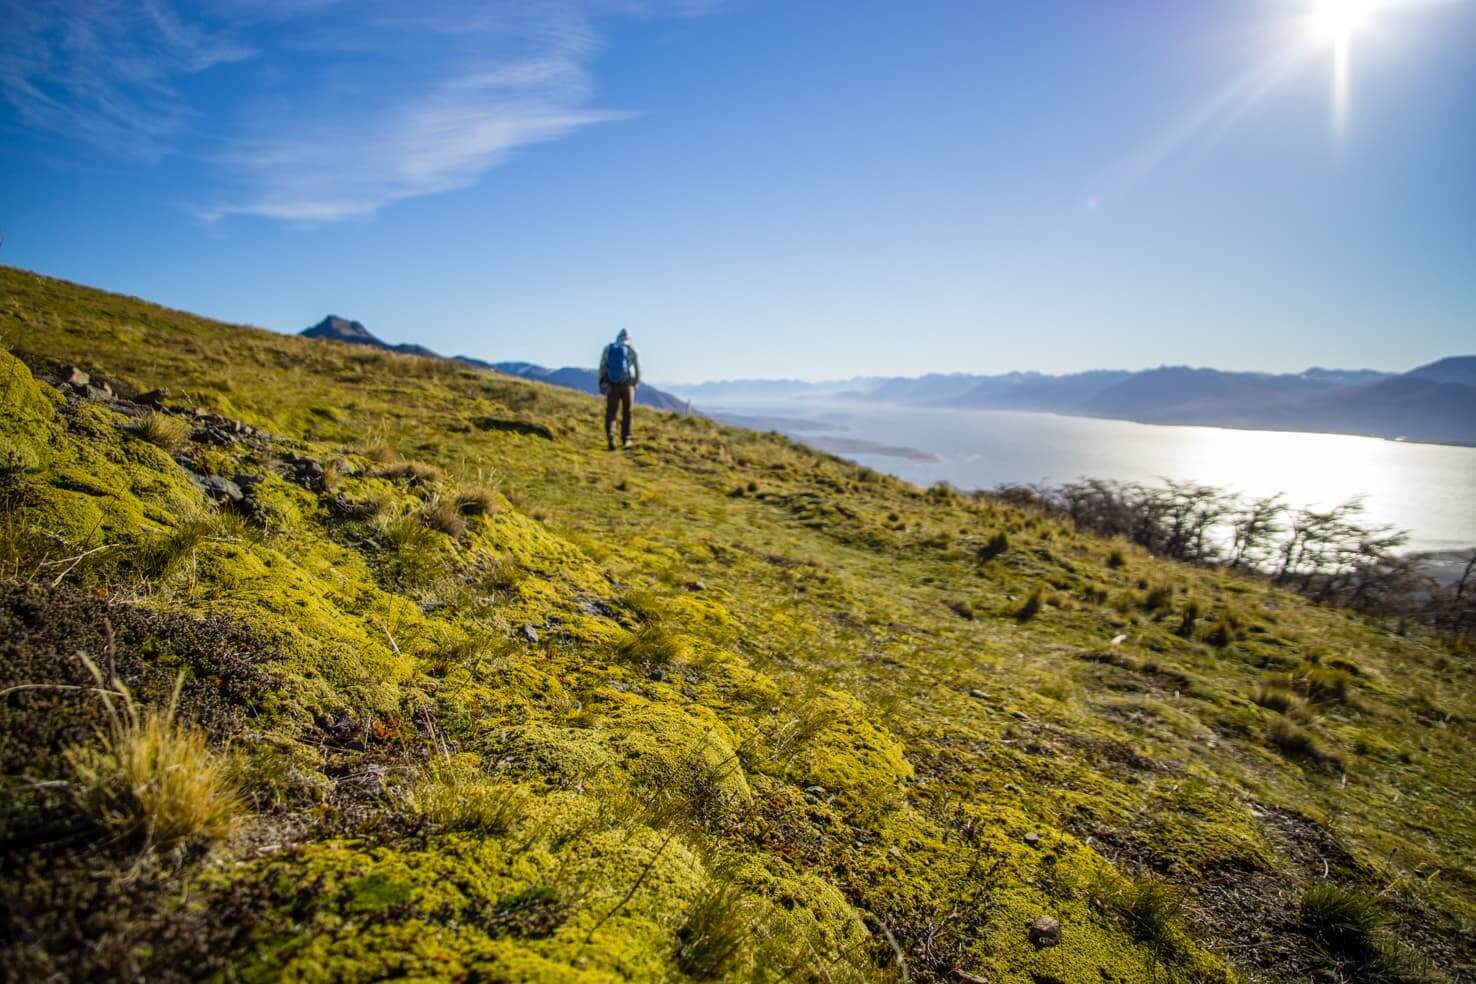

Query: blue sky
<box><xmin>2</xmin><ymin>1</ymin><xmax>1473</xmax><ymax>382</ymax></box>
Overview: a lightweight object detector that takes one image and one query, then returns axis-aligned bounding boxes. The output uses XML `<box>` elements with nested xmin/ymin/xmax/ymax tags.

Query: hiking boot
<box><xmin>607</xmin><ymin>436</ymin><xmax>616</xmax><ymax>451</ymax></box>
<box><xmin>622</xmin><ymin>438</ymin><xmax>633</xmax><ymax>449</ymax></box>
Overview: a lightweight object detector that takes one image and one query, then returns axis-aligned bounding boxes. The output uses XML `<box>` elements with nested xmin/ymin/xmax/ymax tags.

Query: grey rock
<box><xmin>1028</xmin><ymin>915</ymin><xmax>1060</xmax><ymax>947</ymax></box>
<box><xmin>1025</xmin><ymin>831</ymin><xmax>1040</xmax><ymax>847</ymax></box>
<box><xmin>969</xmin><ymin>688</ymin><xmax>988</xmax><ymax>699</ymax></box>
<box><xmin>191</xmin><ymin>473</ymin><xmax>243</xmax><ymax>503</ymax></box>
<box><xmin>519</xmin><ymin>624</ymin><xmax>540</xmax><ymax>644</ymax></box>
<box><xmin>137</xmin><ymin>388</ymin><xmax>169</xmax><ymax>407</ymax></box>
<box><xmin>79</xmin><ymin>384</ymin><xmax>114</xmax><ymax>402</ymax></box>
<box><xmin>60</xmin><ymin>365</ymin><xmax>90</xmax><ymax>388</ymax></box>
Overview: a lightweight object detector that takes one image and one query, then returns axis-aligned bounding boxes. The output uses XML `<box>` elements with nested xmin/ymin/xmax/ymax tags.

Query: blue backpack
<box><xmin>606</xmin><ymin>343</ymin><xmax>632</xmax><ymax>384</ymax></box>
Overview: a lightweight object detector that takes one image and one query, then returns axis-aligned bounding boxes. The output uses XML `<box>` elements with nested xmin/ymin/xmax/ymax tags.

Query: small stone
<box><xmin>805</xmin><ymin>785</ymin><xmax>828</xmax><ymax>797</ymax></box>
<box><xmin>60</xmin><ymin>366</ymin><xmax>90</xmax><ymax>387</ymax></box>
<box><xmin>519</xmin><ymin>624</ymin><xmax>540</xmax><ymax>643</ymax></box>
<box><xmin>1025</xmin><ymin>831</ymin><xmax>1040</xmax><ymax>847</ymax></box>
<box><xmin>137</xmin><ymin>388</ymin><xmax>169</xmax><ymax>407</ymax></box>
<box><xmin>684</xmin><ymin>579</ymin><xmax>706</xmax><ymax>592</ymax></box>
<box><xmin>646</xmin><ymin>668</ymin><xmax>665</xmax><ymax>682</ymax></box>
<box><xmin>969</xmin><ymin>688</ymin><xmax>988</xmax><ymax>699</ymax></box>
<box><xmin>953</xmin><ymin>970</ymin><xmax>990</xmax><ymax>984</ymax></box>
<box><xmin>79</xmin><ymin>384</ymin><xmax>114</xmax><ymax>402</ymax></box>
<box><xmin>1010</xmin><ymin>709</ymin><xmax>1029</xmax><ymax>722</ymax></box>
<box><xmin>197</xmin><ymin>475</ymin><xmax>243</xmax><ymax>503</ymax></box>
<box><xmin>1028</xmin><ymin>915</ymin><xmax>1061</xmax><ymax>947</ymax></box>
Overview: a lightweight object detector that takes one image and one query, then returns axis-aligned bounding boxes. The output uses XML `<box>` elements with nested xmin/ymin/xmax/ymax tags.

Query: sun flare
<box><xmin>1312</xmin><ymin>0</ymin><xmax>1376</xmax><ymax>41</ymax></box>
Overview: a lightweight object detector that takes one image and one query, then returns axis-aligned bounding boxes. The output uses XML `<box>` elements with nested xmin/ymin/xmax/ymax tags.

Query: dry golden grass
<box><xmin>66</xmin><ymin>663</ymin><xmax>241</xmax><ymax>847</ymax></box>
<box><xmin>420</xmin><ymin>495</ymin><xmax>468</xmax><ymax>538</ymax></box>
<box><xmin>454</xmin><ymin>484</ymin><xmax>500</xmax><ymax>517</ymax></box>
<box><xmin>407</xmin><ymin>775</ymin><xmax>530</xmax><ymax>834</ymax></box>
<box><xmin>129</xmin><ymin>411</ymin><xmax>190</xmax><ymax>452</ymax></box>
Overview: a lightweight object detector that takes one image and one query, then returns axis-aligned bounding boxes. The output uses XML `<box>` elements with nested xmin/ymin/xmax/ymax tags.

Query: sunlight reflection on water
<box><xmin>712</xmin><ymin>401</ymin><xmax>1476</xmax><ymax>553</ymax></box>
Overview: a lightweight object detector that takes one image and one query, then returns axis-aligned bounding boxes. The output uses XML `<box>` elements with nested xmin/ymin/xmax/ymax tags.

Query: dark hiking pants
<box><xmin>605</xmin><ymin>383</ymin><xmax>635</xmax><ymax>443</ymax></box>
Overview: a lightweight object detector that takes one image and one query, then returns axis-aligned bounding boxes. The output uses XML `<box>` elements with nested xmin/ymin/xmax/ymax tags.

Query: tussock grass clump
<box><xmin>616</xmin><ymin>624</ymin><xmax>686</xmax><ymax>671</ymax></box>
<box><xmin>454</xmin><ymin>484</ymin><xmax>500</xmax><ymax>516</ymax></box>
<box><xmin>1302</xmin><ymin>666</ymin><xmax>1354</xmax><ymax>704</ymax></box>
<box><xmin>419</xmin><ymin>495</ymin><xmax>468</xmax><ymax>538</ymax></box>
<box><xmin>1114</xmin><ymin>878</ymin><xmax>1186</xmax><ymax>955</ymax></box>
<box><xmin>977</xmin><ymin>532</ymin><xmax>1009</xmax><ymax>563</ymax></box>
<box><xmin>365</xmin><ymin>441</ymin><xmax>399</xmax><ymax>464</ymax></box>
<box><xmin>378</xmin><ymin>460</ymin><xmax>443</xmax><ymax>485</ymax></box>
<box><xmin>1300</xmin><ymin>883</ymin><xmax>1384</xmax><ymax>961</ymax></box>
<box><xmin>675</xmin><ymin>880</ymin><xmax>750</xmax><ymax>979</ymax></box>
<box><xmin>408</xmin><ymin>776</ymin><xmax>530</xmax><ymax>834</ymax></box>
<box><xmin>1203</xmin><ymin>615</ymin><xmax>1240</xmax><ymax>647</ymax></box>
<box><xmin>1175</xmin><ymin>600</ymin><xmax>1201</xmax><ymax>637</ymax></box>
<box><xmin>1142</xmin><ymin>584</ymin><xmax>1174</xmax><ymax>612</ymax></box>
<box><xmin>1254</xmin><ymin>685</ymin><xmax>1310</xmax><ymax>720</ymax></box>
<box><xmin>1015</xmin><ymin>585</ymin><xmax>1046</xmax><ymax>622</ymax></box>
<box><xmin>472</xmin><ymin>551</ymin><xmax>523</xmax><ymax>593</ymax></box>
<box><xmin>1107</xmin><ymin>547</ymin><xmax>1127</xmax><ymax>569</ymax></box>
<box><xmin>66</xmin><ymin>665</ymin><xmax>241</xmax><ymax>848</ymax></box>
<box><xmin>1268</xmin><ymin>714</ymin><xmax>1336</xmax><ymax>764</ymax></box>
<box><xmin>129</xmin><ymin>411</ymin><xmax>190</xmax><ymax>452</ymax></box>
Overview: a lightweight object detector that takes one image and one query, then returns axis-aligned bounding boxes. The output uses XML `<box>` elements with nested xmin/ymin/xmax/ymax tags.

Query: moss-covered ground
<box><xmin>1</xmin><ymin>264</ymin><xmax>1472</xmax><ymax>982</ymax></box>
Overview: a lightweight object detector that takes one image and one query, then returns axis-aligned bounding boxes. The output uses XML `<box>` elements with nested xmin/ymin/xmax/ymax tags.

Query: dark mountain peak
<box><xmin>1407</xmin><ymin>356</ymin><xmax>1476</xmax><ymax>387</ymax></box>
<box><xmin>302</xmin><ymin>315</ymin><xmax>378</xmax><ymax>345</ymax></box>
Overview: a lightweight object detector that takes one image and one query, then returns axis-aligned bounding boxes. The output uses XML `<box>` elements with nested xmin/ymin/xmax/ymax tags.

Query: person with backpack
<box><xmin>598</xmin><ymin>329</ymin><xmax>641</xmax><ymax>450</ymax></box>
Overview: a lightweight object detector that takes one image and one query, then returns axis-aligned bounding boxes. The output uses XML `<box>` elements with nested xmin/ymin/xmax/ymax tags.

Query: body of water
<box><xmin>708</xmin><ymin>400</ymin><xmax>1476</xmax><ymax>555</ymax></box>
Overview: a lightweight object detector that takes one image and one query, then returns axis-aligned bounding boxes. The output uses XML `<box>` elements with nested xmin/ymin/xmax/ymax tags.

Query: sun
<box><xmin>1312</xmin><ymin>0</ymin><xmax>1377</xmax><ymax>42</ymax></box>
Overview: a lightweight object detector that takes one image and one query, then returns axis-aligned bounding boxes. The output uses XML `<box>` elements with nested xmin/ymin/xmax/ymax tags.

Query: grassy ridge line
<box><xmin>0</xmin><ymin>264</ymin><xmax>1471</xmax><ymax>982</ymax></box>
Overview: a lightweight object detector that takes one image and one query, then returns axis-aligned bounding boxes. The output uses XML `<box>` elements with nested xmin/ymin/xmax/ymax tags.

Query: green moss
<box><xmin>4</xmin><ymin>268</ymin><xmax>1473</xmax><ymax>983</ymax></box>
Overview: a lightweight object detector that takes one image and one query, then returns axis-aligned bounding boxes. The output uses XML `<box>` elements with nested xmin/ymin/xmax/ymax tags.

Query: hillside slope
<box><xmin>1</xmin><ymin>266</ymin><xmax>1473</xmax><ymax>984</ymax></box>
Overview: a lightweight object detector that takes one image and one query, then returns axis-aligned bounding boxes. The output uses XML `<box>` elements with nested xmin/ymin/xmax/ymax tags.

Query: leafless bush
<box><xmin>985</xmin><ymin>478</ymin><xmax>1470</xmax><ymax>641</ymax></box>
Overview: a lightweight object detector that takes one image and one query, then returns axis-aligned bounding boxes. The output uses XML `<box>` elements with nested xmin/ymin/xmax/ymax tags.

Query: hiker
<box><xmin>598</xmin><ymin>329</ymin><xmax>641</xmax><ymax>450</ymax></box>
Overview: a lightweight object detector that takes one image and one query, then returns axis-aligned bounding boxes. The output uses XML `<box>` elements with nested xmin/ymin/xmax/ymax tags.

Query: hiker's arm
<box><xmin>631</xmin><ymin>348</ymin><xmax>641</xmax><ymax>385</ymax></box>
<box><xmin>598</xmin><ymin>346</ymin><xmax>608</xmax><ymax>383</ymax></box>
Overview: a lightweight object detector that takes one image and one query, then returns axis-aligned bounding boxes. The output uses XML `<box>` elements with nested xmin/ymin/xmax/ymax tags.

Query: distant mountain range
<box><xmin>298</xmin><ymin>317</ymin><xmax>688</xmax><ymax>412</ymax></box>
<box><xmin>667</xmin><ymin>357</ymin><xmax>1476</xmax><ymax>447</ymax></box>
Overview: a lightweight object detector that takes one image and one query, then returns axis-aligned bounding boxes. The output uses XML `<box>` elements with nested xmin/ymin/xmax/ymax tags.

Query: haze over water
<box><xmin>708</xmin><ymin>399</ymin><xmax>1476</xmax><ymax>555</ymax></box>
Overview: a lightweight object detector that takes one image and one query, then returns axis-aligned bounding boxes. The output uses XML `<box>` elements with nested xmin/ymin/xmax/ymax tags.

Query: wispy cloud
<box><xmin>1</xmin><ymin>0</ymin><xmax>711</xmax><ymax>220</ymax></box>
<box><xmin>0</xmin><ymin>0</ymin><xmax>253</xmax><ymax>161</ymax></box>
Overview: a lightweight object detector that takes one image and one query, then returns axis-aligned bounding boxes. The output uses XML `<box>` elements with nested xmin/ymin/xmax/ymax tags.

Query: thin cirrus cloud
<box><xmin>0</xmin><ymin>0</ymin><xmax>700</xmax><ymax>222</ymax></box>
